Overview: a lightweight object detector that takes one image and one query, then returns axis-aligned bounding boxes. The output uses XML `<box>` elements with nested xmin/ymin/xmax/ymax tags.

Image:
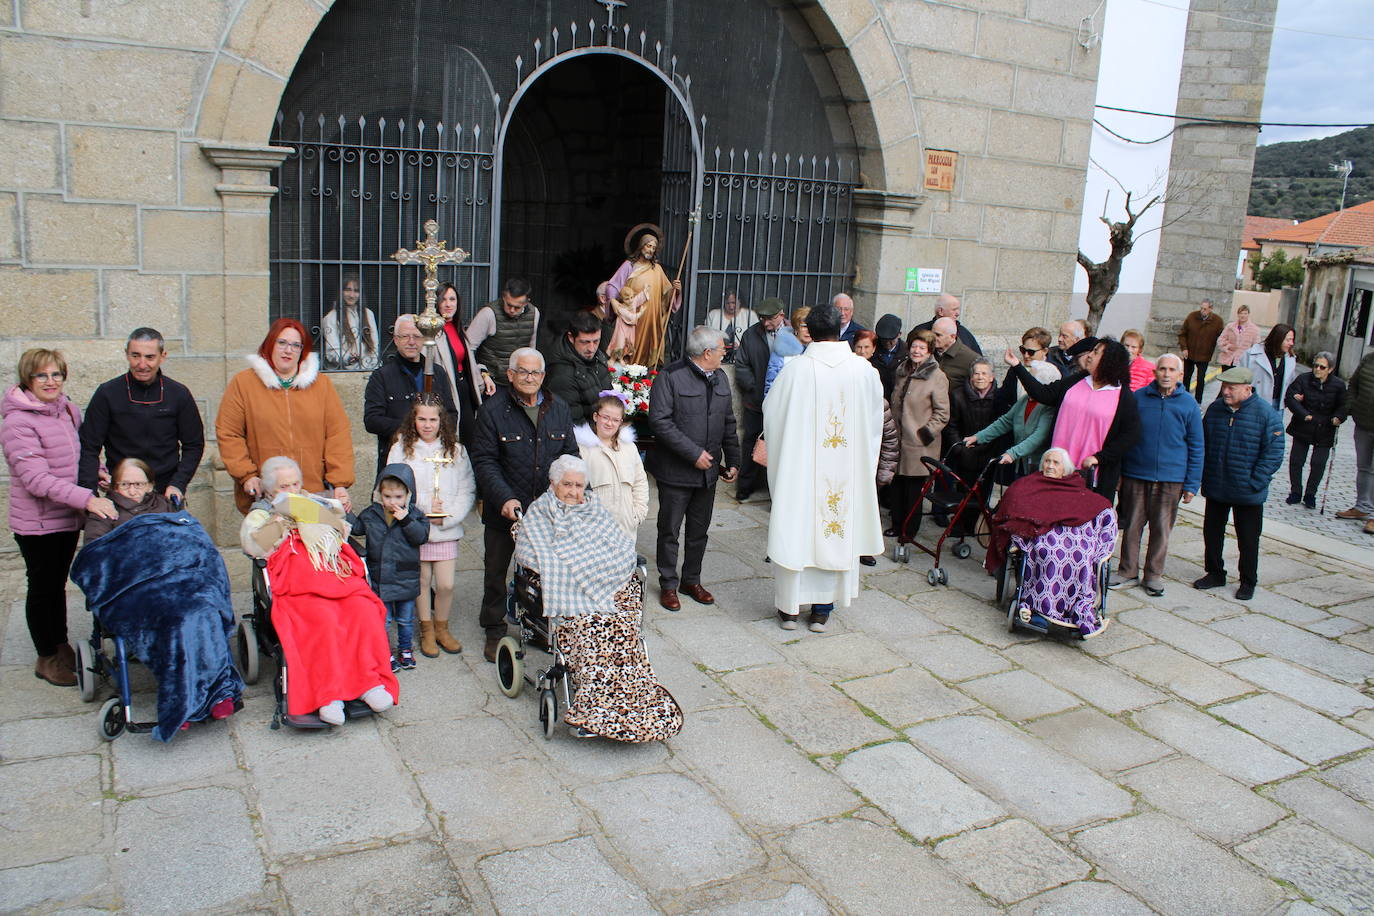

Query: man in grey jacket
<box><xmin>646</xmin><ymin>326</ymin><xmax>741</xmax><ymax>611</ymax></box>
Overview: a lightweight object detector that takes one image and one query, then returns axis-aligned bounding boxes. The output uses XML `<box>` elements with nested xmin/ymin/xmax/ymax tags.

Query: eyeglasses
<box><xmin>592</xmin><ymin>412</ymin><xmax>623</xmax><ymax>423</ymax></box>
<box><xmin>275</xmin><ymin>339</ymin><xmax>304</xmax><ymax>351</ymax></box>
<box><xmin>395</xmin><ymin>333</ymin><xmax>423</xmax><ymax>343</ymax></box>
<box><xmin>511</xmin><ymin>368</ymin><xmax>544</xmax><ymax>378</ymax></box>
<box><xmin>30</xmin><ymin>371</ymin><xmax>65</xmax><ymax>382</ymax></box>
<box><xmin>1315</xmin><ymin>364</ymin><xmax>1331</xmax><ymax>371</ymax></box>
<box><xmin>115</xmin><ymin>480</ymin><xmax>152</xmax><ymax>492</ymax></box>
<box><xmin>1019</xmin><ymin>347</ymin><xmax>1043</xmax><ymax>357</ymax></box>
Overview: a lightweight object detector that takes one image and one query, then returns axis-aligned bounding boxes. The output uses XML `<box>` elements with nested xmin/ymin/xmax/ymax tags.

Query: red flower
<box><xmin>619</xmin><ymin>375</ymin><xmax>631</xmax><ymax>384</ymax></box>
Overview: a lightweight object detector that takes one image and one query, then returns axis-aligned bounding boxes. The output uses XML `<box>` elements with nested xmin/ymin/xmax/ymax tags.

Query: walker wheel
<box><xmin>236</xmin><ymin>620</ymin><xmax>260</xmax><ymax>685</ymax></box>
<box><xmin>539</xmin><ymin>689</ymin><xmax>558</xmax><ymax>740</ymax></box>
<box><xmin>97</xmin><ymin>697</ymin><xmax>126</xmax><ymax>742</ymax></box>
<box><xmin>927</xmin><ymin>568</ymin><xmax>939</xmax><ymax>586</ymax></box>
<box><xmin>891</xmin><ymin>543</ymin><xmax>908</xmax><ymax>564</ymax></box>
<box><xmin>496</xmin><ymin>637</ymin><xmax>524</xmax><ymax>698</ymax></box>
<box><xmin>76</xmin><ymin>640</ymin><xmax>96</xmax><ymax>703</ymax></box>
<box><xmin>939</xmin><ymin>568</ymin><xmax>949</xmax><ymax>586</ymax></box>
<box><xmin>954</xmin><ymin>542</ymin><xmax>972</xmax><ymax>560</ymax></box>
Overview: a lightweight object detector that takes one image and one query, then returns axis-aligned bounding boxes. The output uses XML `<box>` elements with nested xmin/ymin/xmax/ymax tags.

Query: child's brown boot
<box><xmin>418</xmin><ymin>620</ymin><xmax>439</xmax><ymax>658</ymax></box>
<box><xmin>433</xmin><ymin>618</ymin><xmax>463</xmax><ymax>654</ymax></box>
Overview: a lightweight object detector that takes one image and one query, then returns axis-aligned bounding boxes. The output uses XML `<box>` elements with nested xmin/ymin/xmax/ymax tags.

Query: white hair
<box><xmin>1026</xmin><ymin>359</ymin><xmax>1060</xmax><ymax>386</ymax></box>
<box><xmin>548</xmin><ymin>454</ymin><xmax>587</xmax><ymax>484</ymax></box>
<box><xmin>932</xmin><ymin>317</ymin><xmax>957</xmax><ymax>336</ymax></box>
<box><xmin>393</xmin><ymin>313</ymin><xmax>418</xmax><ymax>335</ymax></box>
<box><xmin>508</xmin><ymin>347</ymin><xmax>545</xmax><ymax>372</ymax></box>
<box><xmin>260</xmin><ymin>455</ymin><xmax>302</xmax><ymax>493</ymax></box>
<box><xmin>686</xmin><ymin>325</ymin><xmax>725</xmax><ymax>358</ymax></box>
<box><xmin>1041</xmin><ymin>447</ymin><xmax>1075</xmax><ymax>473</ymax></box>
<box><xmin>1156</xmin><ymin>352</ymin><xmax>1185</xmax><ymax>370</ymax></box>
<box><xmin>935</xmin><ymin>293</ymin><xmax>960</xmax><ymax>315</ymax></box>
<box><xmin>832</xmin><ymin>292</ymin><xmax>853</xmax><ymax>309</ymax></box>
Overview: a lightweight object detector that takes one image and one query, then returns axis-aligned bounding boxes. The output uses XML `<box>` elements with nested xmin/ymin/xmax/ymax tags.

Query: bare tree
<box><xmin>1077</xmin><ymin>164</ymin><xmax>1212</xmax><ymax>334</ymax></box>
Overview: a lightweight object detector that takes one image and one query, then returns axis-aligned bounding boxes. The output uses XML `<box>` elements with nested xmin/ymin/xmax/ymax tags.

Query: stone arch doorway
<box><xmin>494</xmin><ymin>49</ymin><xmax>702</xmax><ymax>336</ymax></box>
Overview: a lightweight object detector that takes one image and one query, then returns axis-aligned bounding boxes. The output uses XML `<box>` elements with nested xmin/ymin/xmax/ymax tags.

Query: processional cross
<box><xmin>392</xmin><ymin>219</ymin><xmax>469</xmax><ymax>392</ymax></box>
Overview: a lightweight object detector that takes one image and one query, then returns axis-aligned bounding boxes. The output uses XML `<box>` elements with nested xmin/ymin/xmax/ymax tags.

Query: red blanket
<box><xmin>986</xmin><ymin>471</ymin><xmax>1111</xmax><ymax>571</ymax></box>
<box><xmin>267</xmin><ymin>534</ymin><xmax>399</xmax><ymax>715</ymax></box>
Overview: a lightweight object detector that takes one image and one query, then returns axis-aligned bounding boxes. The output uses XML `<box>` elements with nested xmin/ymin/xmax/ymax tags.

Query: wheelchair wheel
<box><xmin>953</xmin><ymin>542</ymin><xmax>972</xmax><ymax>560</ymax></box>
<box><xmin>539</xmin><ymin>689</ymin><xmax>558</xmax><ymax>741</ymax></box>
<box><xmin>97</xmin><ymin>697</ymin><xmax>126</xmax><ymax>741</ymax></box>
<box><xmin>496</xmin><ymin>637</ymin><xmax>524</xmax><ymax>698</ymax></box>
<box><xmin>236</xmin><ymin>620</ymin><xmax>260</xmax><ymax>685</ymax></box>
<box><xmin>892</xmin><ymin>543</ymin><xmax>909</xmax><ymax>564</ymax></box>
<box><xmin>997</xmin><ymin>557</ymin><xmax>1018</xmax><ymax>605</ymax></box>
<box><xmin>1007</xmin><ymin>598</ymin><xmax>1020</xmax><ymax>632</ymax></box>
<box><xmin>76</xmin><ymin>640</ymin><xmax>96</xmax><ymax>703</ymax></box>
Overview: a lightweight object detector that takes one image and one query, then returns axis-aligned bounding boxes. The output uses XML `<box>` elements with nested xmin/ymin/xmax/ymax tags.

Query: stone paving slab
<box><xmin>1209</xmin><ymin>613</ymin><xmax>1374</xmax><ymax>685</ymax></box>
<box><xmin>1318</xmin><ymin>753</ymin><xmax>1374</xmax><ymax>804</ymax></box>
<box><xmin>1115</xmin><ymin>607</ymin><xmax>1251</xmax><ymax>663</ymax></box>
<box><xmin>477</xmin><ymin>836</ymin><xmax>659</xmax><ymax>915</ymax></box>
<box><xmin>1118</xmin><ymin>757</ymin><xmax>1286</xmax><ymax>845</ymax></box>
<box><xmin>780</xmin><ymin>630</ymin><xmax>909</xmax><ymax>681</ymax></box>
<box><xmin>1132</xmin><ymin>701</ymin><xmax>1306</xmax><ymax>785</ymax></box>
<box><xmin>1074</xmin><ymin>812</ymin><xmax>1289</xmax><ymax>916</ymax></box>
<box><xmin>889</xmin><ymin>631</ymin><xmax>1013</xmax><ymax>681</ymax></box>
<box><xmin>841</xmin><ymin>585</ymin><xmax>947</xmax><ymax>638</ymax></box>
<box><xmin>1237</xmin><ymin>820</ymin><xmax>1374</xmax><ymax>915</ymax></box>
<box><xmin>670</xmin><ymin>705</ymin><xmax>859</xmax><ymax>833</ymax></box>
<box><xmin>1330</xmin><ymin>596</ymin><xmax>1374</xmax><ymax>627</ymax></box>
<box><xmin>1110</xmin><ymin>643</ymin><xmax>1254</xmax><ymax>705</ymax></box>
<box><xmin>1005</xmin><ymin>880</ymin><xmax>1155</xmax><ymax>916</ymax></box>
<box><xmin>1217</xmin><ymin>585</ymin><xmax>1327</xmax><ymax>624</ymax></box>
<box><xmin>1274</xmin><ymin>573</ymin><xmax>1374</xmax><ymax>608</ymax></box>
<box><xmin>576</xmin><ymin>773</ymin><xmax>765</xmax><ymax>894</ymax></box>
<box><xmin>1224</xmin><ymin>656</ymin><xmax>1374</xmax><ymax>718</ymax></box>
<box><xmin>0</xmin><ymin>712</ymin><xmax>102</xmax><ymax>760</ymax></box>
<box><xmin>112</xmin><ymin>785</ymin><xmax>267</xmax><ymax>914</ymax></box>
<box><xmin>1074</xmin><ymin>620</ymin><xmax>1155</xmax><ymax>657</ymax></box>
<box><xmin>1212</xmin><ymin>694</ymin><xmax>1371</xmax><ymax>764</ymax></box>
<box><xmin>111</xmin><ymin>716</ymin><xmax>242</xmax><ymax>794</ymax></box>
<box><xmin>1022</xmin><ymin>707</ymin><xmax>1171</xmax><ymax>774</ymax></box>
<box><xmin>838</xmin><ymin>666</ymin><xmax>979</xmax><ymax>728</ymax></box>
<box><xmin>908</xmin><ymin>716</ymin><xmax>1134</xmax><ymax>832</ymax></box>
<box><xmin>960</xmin><ymin>669</ymin><xmax>1082</xmax><ymax>721</ymax></box>
<box><xmin>1002</xmin><ymin>641</ymin><xmax>1164</xmax><ymax>714</ymax></box>
<box><xmin>279</xmin><ymin>840</ymin><xmax>472</xmax><ymax>915</ymax></box>
<box><xmin>654</xmin><ymin>613</ymin><xmax>784</xmax><ymax>672</ymax></box>
<box><xmin>934</xmin><ymin>818</ymin><xmax>1089</xmax><ymax>905</ymax></box>
<box><xmin>683</xmin><ymin>884</ymin><xmax>830</xmax><ymax>916</ymax></box>
<box><xmin>0</xmin><ymin>854</ymin><xmax>108</xmax><ymax>913</ymax></box>
<box><xmin>1268</xmin><ymin>776</ymin><xmax>1374</xmax><ymax>856</ymax></box>
<box><xmin>836</xmin><ymin>741</ymin><xmax>1006</xmax><ymax>841</ymax></box>
<box><xmin>420</xmin><ymin>757</ymin><xmax>586</xmax><ymax>855</ymax></box>
<box><xmin>781</xmin><ymin>818</ymin><xmax>997</xmax><ymax>915</ymax></box>
<box><xmin>722</xmin><ymin>664</ymin><xmax>892</xmax><ymax>756</ymax></box>
<box><xmin>0</xmin><ymin>754</ymin><xmax>103</xmax><ymax>869</ymax></box>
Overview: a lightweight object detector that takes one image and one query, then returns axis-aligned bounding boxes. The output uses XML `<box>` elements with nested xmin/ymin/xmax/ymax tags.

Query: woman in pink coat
<box><xmin>1</xmin><ymin>349</ymin><xmax>116</xmax><ymax>686</ymax></box>
<box><xmin>1215</xmin><ymin>304</ymin><xmax>1261</xmax><ymax>367</ymax></box>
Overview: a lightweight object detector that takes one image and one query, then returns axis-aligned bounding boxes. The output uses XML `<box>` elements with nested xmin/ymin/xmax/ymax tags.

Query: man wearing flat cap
<box><xmin>1193</xmin><ymin>366</ymin><xmax>1284</xmax><ymax>602</ymax></box>
<box><xmin>733</xmin><ymin>297</ymin><xmax>788</xmax><ymax>501</ymax></box>
<box><xmin>871</xmin><ymin>314</ymin><xmax>904</xmax><ymax>399</ymax></box>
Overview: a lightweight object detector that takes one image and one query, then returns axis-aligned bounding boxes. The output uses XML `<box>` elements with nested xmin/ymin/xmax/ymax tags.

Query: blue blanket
<box><xmin>71</xmin><ymin>511</ymin><xmax>244</xmax><ymax>741</ymax></box>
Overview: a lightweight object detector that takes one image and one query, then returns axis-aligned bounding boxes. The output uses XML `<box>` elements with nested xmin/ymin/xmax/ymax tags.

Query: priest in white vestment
<box><xmin>764</xmin><ymin>302</ymin><xmax>885</xmax><ymax>631</ymax></box>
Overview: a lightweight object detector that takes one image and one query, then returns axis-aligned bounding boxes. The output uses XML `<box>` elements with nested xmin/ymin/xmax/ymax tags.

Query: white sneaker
<box><xmin>360</xmin><ymin>686</ymin><xmax>394</xmax><ymax>712</ymax></box>
<box><xmin>318</xmin><ymin>700</ymin><xmax>345</xmax><ymax>725</ymax></box>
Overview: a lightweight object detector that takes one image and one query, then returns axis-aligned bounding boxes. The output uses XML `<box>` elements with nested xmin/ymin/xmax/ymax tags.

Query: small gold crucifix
<box><xmin>392</xmin><ymin>219</ymin><xmax>469</xmax><ymax>314</ymax></box>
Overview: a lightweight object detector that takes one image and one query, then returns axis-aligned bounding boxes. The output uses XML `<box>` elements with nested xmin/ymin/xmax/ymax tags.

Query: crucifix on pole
<box><xmin>392</xmin><ymin>219</ymin><xmax>469</xmax><ymax>392</ymax></box>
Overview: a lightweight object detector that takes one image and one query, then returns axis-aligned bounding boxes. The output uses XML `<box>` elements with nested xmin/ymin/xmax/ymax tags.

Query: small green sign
<box><xmin>905</xmin><ymin>268</ymin><xmax>918</xmax><ymax>292</ymax></box>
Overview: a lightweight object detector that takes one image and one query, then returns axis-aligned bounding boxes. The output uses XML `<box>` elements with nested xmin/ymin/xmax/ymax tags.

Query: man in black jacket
<box><xmin>363</xmin><ymin>315</ymin><xmax>460</xmax><ymax>474</ymax></box>
<box><xmin>909</xmin><ymin>293</ymin><xmax>982</xmax><ymax>355</ymax></box>
<box><xmin>646</xmin><ymin>326</ymin><xmax>741</xmax><ymax>611</ymax></box>
<box><xmin>78</xmin><ymin>327</ymin><xmax>205</xmax><ymax>502</ymax></box>
<box><xmin>544</xmin><ymin>311</ymin><xmax>609</xmax><ymax>424</ymax></box>
<box><xmin>470</xmin><ymin>347</ymin><xmax>577</xmax><ymax>659</ymax></box>
<box><xmin>732</xmin><ymin>297</ymin><xmax>787</xmax><ymax>501</ymax></box>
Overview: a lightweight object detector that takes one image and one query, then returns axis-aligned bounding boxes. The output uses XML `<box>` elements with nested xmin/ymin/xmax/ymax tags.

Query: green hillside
<box><xmin>1249</xmin><ymin>125</ymin><xmax>1373</xmax><ymax>221</ymax></box>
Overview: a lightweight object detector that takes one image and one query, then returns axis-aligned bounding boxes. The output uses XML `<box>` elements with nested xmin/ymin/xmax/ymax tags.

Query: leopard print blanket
<box><xmin>554</xmin><ymin>578</ymin><xmax>684</xmax><ymax>743</ymax></box>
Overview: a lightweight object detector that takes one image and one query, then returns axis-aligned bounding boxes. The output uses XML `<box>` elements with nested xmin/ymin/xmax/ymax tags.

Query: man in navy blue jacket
<box><xmin>1111</xmin><ymin>354</ymin><xmax>1203</xmax><ymax>597</ymax></box>
<box><xmin>1193</xmin><ymin>366</ymin><xmax>1285</xmax><ymax>601</ymax></box>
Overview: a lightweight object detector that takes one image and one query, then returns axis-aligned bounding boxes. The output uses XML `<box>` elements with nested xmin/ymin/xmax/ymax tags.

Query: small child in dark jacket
<box><xmin>349</xmin><ymin>463</ymin><xmax>429</xmax><ymax>670</ymax></box>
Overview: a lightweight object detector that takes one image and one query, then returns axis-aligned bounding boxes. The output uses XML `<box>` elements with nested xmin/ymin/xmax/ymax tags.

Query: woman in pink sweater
<box><xmin>1215</xmin><ymin>304</ymin><xmax>1261</xmax><ymax>367</ymax></box>
<box><xmin>1121</xmin><ymin>329</ymin><xmax>1155</xmax><ymax>391</ymax></box>
<box><xmin>1</xmin><ymin>349</ymin><xmax>116</xmax><ymax>686</ymax></box>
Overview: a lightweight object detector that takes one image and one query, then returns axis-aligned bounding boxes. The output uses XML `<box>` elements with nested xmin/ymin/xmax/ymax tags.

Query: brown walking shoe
<box><xmin>680</xmin><ymin>583</ymin><xmax>715</xmax><ymax>605</ymax></box>
<box><xmin>659</xmin><ymin>588</ymin><xmax>681</xmax><ymax>611</ymax></box>
<box><xmin>1336</xmin><ymin>507</ymin><xmax>1369</xmax><ymax>520</ymax></box>
<box><xmin>483</xmin><ymin>633</ymin><xmax>502</xmax><ymax>663</ymax></box>
<box><xmin>1364</xmin><ymin>519</ymin><xmax>1374</xmax><ymax>535</ymax></box>
<box><xmin>34</xmin><ymin>654</ymin><xmax>76</xmax><ymax>687</ymax></box>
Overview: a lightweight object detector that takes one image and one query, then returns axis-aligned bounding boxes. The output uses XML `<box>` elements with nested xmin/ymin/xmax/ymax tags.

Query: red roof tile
<box><xmin>1242</xmin><ymin>216</ymin><xmax>1294</xmax><ymax>250</ymax></box>
<box><xmin>1255</xmin><ymin>200</ymin><xmax>1374</xmax><ymax>249</ymax></box>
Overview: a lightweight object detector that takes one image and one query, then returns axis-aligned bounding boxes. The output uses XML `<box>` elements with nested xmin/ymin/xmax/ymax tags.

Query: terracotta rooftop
<box><xmin>1242</xmin><ymin>215</ymin><xmax>1295</xmax><ymax>250</ymax></box>
<box><xmin>1254</xmin><ymin>199</ymin><xmax>1374</xmax><ymax>249</ymax></box>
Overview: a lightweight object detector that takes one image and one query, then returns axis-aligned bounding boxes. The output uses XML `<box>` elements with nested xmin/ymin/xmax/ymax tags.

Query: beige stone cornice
<box><xmin>852</xmin><ymin>187</ymin><xmax>924</xmax><ymax>234</ymax></box>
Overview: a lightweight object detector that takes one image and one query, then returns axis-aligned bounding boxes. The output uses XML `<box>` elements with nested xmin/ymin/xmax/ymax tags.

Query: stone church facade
<box><xmin>0</xmin><ymin>0</ymin><xmax>1107</xmax><ymax>554</ymax></box>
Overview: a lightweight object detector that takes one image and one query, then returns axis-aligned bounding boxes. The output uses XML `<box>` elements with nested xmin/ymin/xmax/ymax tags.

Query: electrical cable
<box><xmin>1095</xmin><ymin>104</ymin><xmax>1373</xmax><ymax>130</ymax></box>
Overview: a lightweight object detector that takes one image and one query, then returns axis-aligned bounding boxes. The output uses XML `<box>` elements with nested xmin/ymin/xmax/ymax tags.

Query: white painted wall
<box><xmin>1074</xmin><ymin>0</ymin><xmax>1189</xmax><ymax>339</ymax></box>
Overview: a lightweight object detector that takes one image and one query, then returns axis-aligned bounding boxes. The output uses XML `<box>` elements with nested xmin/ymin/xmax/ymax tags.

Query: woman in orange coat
<box><xmin>216</xmin><ymin>318</ymin><xmax>356</xmax><ymax>514</ymax></box>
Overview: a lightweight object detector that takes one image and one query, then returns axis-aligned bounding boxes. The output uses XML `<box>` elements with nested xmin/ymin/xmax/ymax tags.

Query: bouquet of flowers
<box><xmin>605</xmin><ymin>361</ymin><xmax>657</xmax><ymax>417</ymax></box>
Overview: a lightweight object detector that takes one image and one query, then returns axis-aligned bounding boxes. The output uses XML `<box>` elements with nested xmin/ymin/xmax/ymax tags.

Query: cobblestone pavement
<box><xmin>2</xmin><ymin>491</ymin><xmax>1373</xmax><ymax>914</ymax></box>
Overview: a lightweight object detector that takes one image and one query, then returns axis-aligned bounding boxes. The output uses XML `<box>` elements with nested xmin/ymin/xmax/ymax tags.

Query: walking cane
<box><xmin>1320</xmin><ymin>425</ymin><xmax>1338</xmax><ymax>515</ymax></box>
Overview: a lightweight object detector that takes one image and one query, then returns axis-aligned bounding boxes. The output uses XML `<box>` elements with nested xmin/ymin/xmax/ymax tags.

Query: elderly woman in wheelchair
<box><xmin>239</xmin><ymin>456</ymin><xmax>396</xmax><ymax>728</ymax></box>
<box><xmin>499</xmin><ymin>454</ymin><xmax>682</xmax><ymax>742</ymax></box>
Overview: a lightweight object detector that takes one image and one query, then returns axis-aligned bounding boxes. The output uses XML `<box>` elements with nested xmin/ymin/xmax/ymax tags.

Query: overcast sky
<box><xmin>1259</xmin><ymin>0</ymin><xmax>1374</xmax><ymax>145</ymax></box>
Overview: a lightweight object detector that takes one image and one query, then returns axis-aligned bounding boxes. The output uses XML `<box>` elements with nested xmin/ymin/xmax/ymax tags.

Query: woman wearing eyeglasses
<box><xmin>2</xmin><ymin>348</ymin><xmax>118</xmax><ymax>686</ymax></box>
<box><xmin>216</xmin><ymin>318</ymin><xmax>356</xmax><ymax>514</ymax></box>
<box><xmin>1283</xmin><ymin>351</ymin><xmax>1348</xmax><ymax>509</ymax></box>
<box><xmin>84</xmin><ymin>458</ymin><xmax>174</xmax><ymax>541</ymax></box>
